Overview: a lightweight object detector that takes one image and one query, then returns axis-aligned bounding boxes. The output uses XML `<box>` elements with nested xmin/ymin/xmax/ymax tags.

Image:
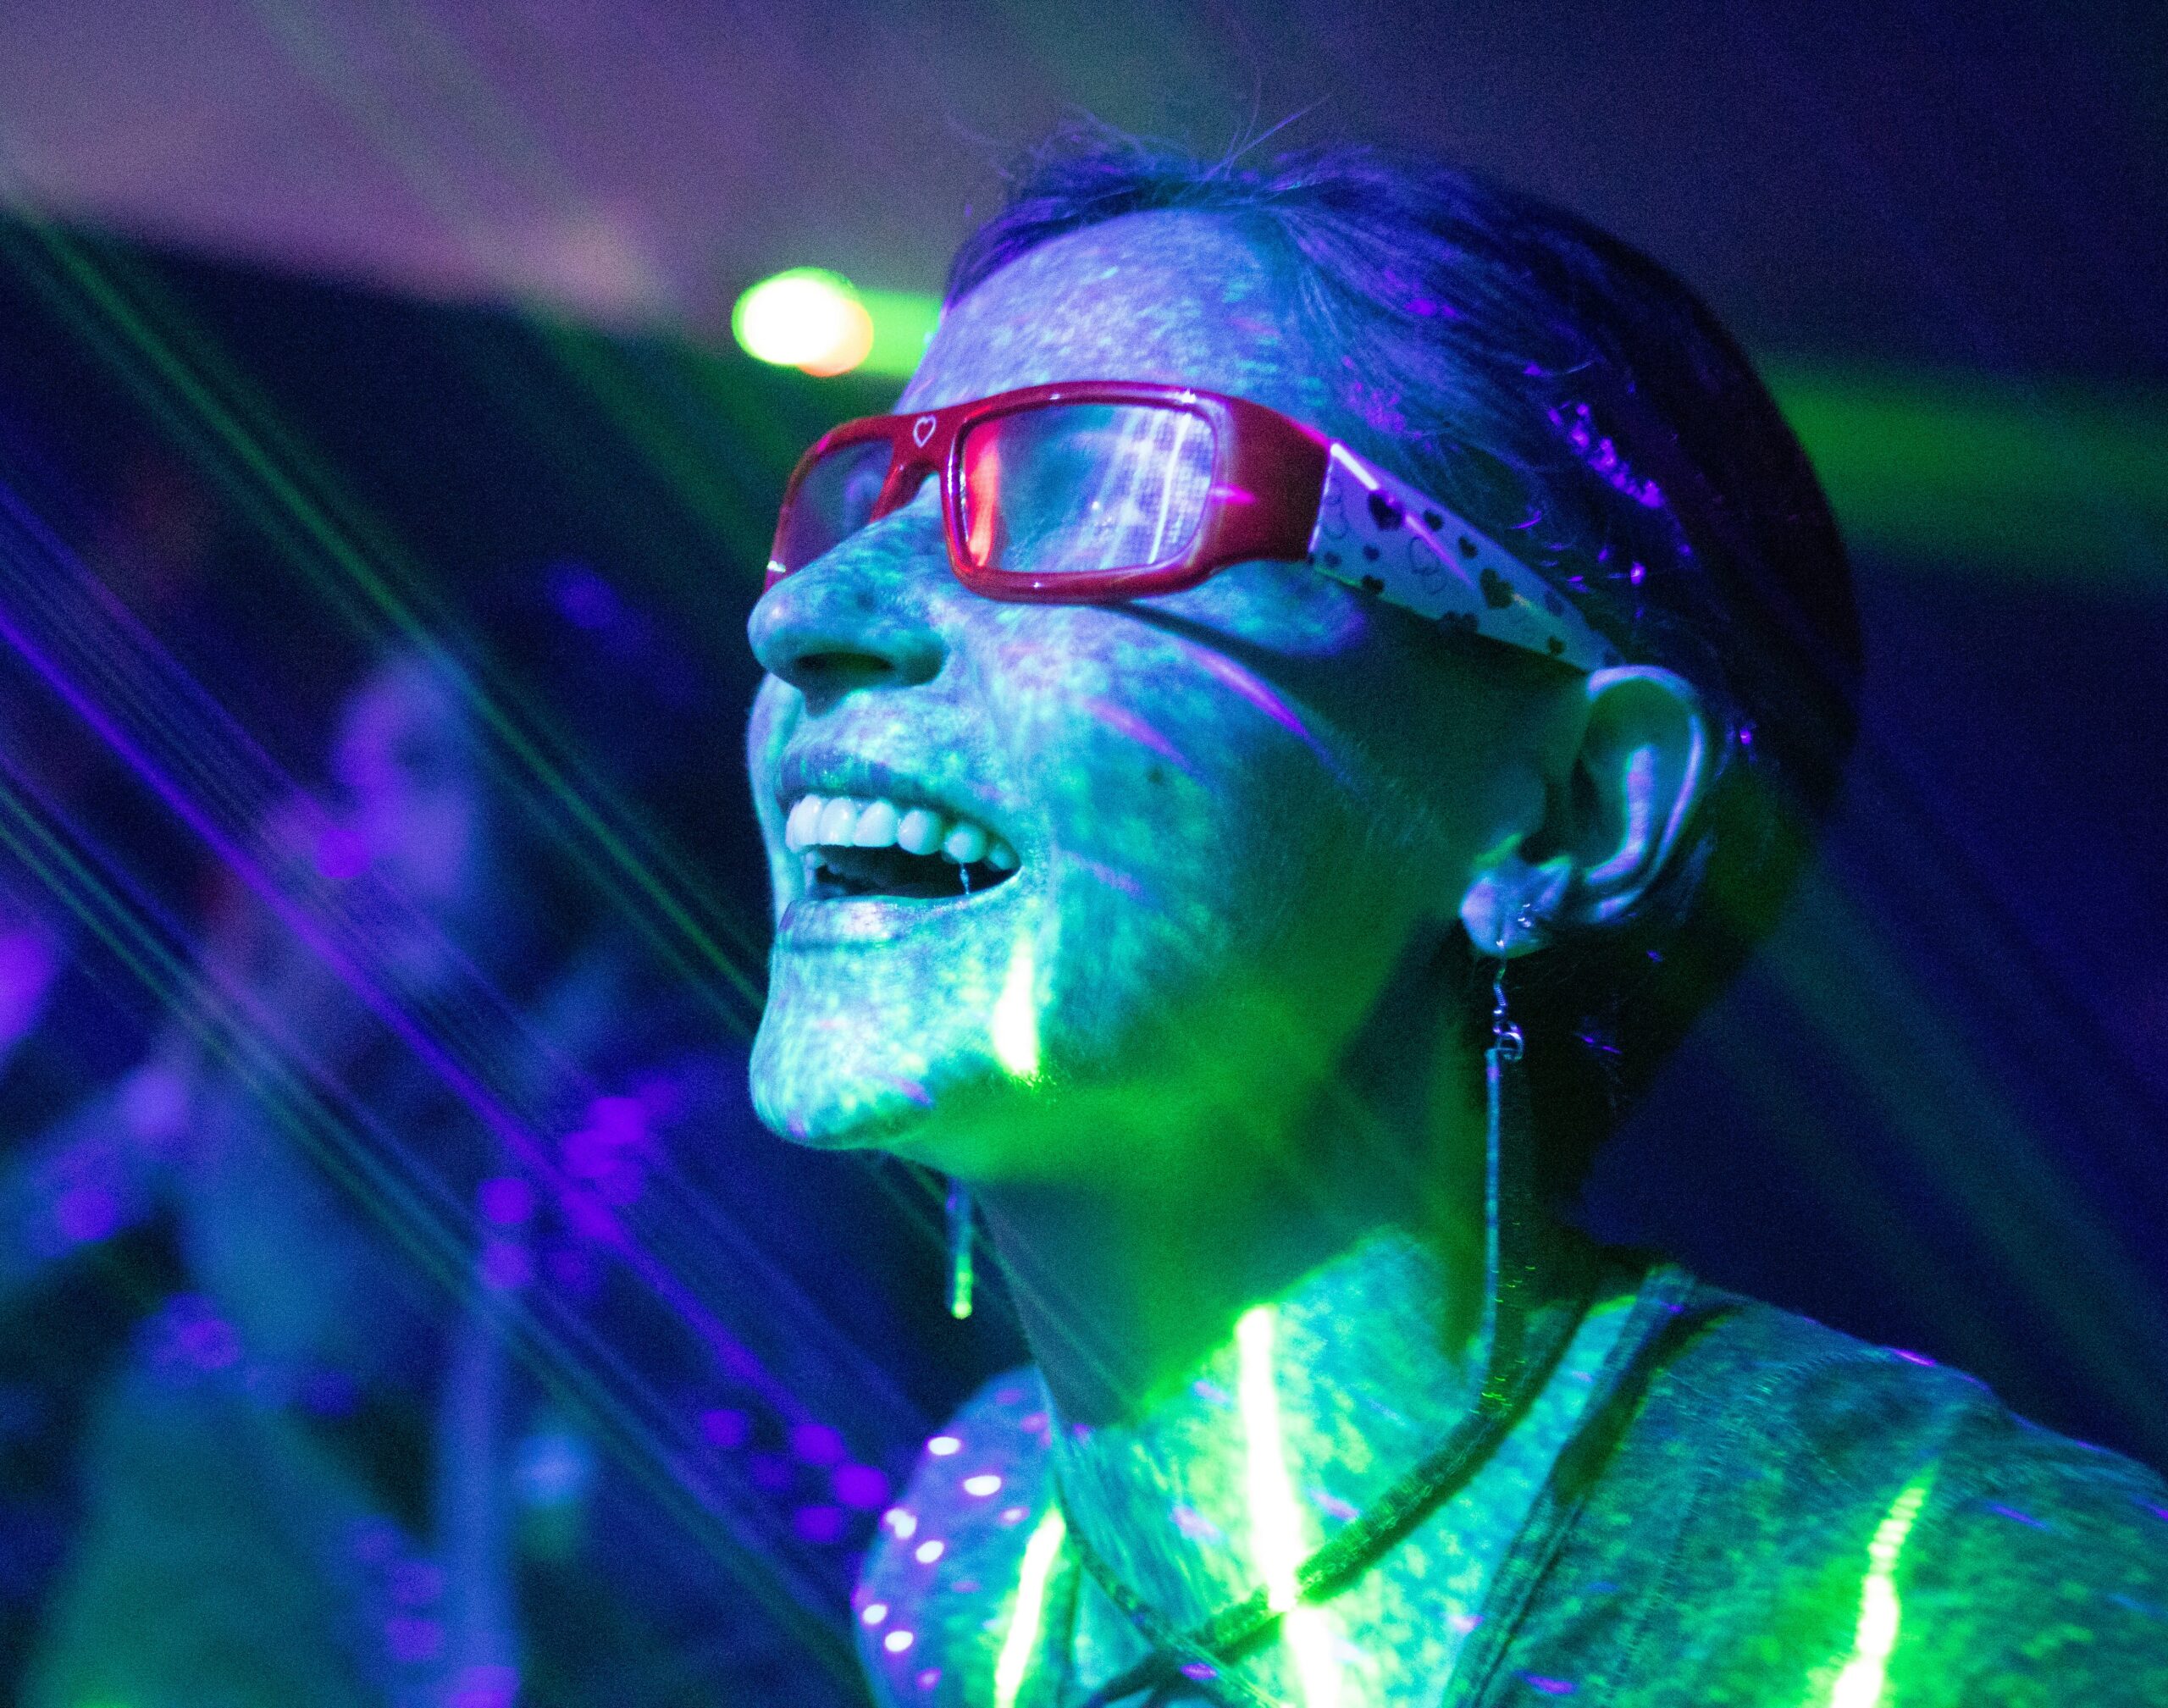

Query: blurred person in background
<box><xmin>0</xmin><ymin>675</ymin><xmax>169</xmax><ymax>1678</ymax></box>
<box><xmin>0</xmin><ymin>584</ymin><xmax>926</xmax><ymax>1708</ymax></box>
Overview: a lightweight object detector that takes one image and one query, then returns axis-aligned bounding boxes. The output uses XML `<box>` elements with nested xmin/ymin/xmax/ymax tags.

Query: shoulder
<box><xmin>1650</xmin><ymin>1291</ymin><xmax>2165</xmax><ymax>1518</ymax></box>
<box><xmin>1551</xmin><ymin>1285</ymin><xmax>2168</xmax><ymax>1704</ymax></box>
<box><xmin>854</xmin><ymin>1368</ymin><xmax>1059</xmax><ymax>1705</ymax></box>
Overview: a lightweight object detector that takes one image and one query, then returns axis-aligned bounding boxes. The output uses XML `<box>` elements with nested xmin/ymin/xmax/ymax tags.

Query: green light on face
<box><xmin>731</xmin><ymin>272</ymin><xmax>937</xmax><ymax>379</ymax></box>
<box><xmin>991</xmin><ymin>935</ymin><xmax>1041</xmax><ymax>1081</ymax></box>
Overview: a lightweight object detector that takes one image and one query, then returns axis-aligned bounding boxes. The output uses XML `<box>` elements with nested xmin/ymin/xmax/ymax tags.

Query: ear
<box><xmin>1459</xmin><ymin>666</ymin><xmax>1710</xmax><ymax>953</ymax></box>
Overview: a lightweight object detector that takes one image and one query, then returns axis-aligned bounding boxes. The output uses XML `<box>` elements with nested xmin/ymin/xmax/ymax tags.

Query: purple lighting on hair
<box><xmin>1551</xmin><ymin>402</ymin><xmax>1664</xmax><ymax>510</ymax></box>
<box><xmin>313</xmin><ymin>821</ymin><xmax>370</xmax><ymax>882</ymax></box>
<box><xmin>448</xmin><ymin>1664</ymin><xmax>520</xmax><ymax>1708</ymax></box>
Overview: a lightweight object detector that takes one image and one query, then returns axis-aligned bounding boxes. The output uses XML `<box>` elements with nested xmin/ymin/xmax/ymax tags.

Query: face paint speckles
<box><xmin>746</xmin><ymin>213</ymin><xmax>1544</xmax><ymax>1180</ymax></box>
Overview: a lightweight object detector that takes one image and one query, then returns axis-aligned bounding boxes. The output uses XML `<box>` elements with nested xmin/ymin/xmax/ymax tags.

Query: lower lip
<box><xmin>775</xmin><ymin>880</ymin><xmax>1019</xmax><ymax>948</ymax></box>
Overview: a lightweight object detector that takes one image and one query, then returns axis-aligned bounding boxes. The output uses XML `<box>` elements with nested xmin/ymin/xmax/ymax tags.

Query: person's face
<box><xmin>746</xmin><ymin>213</ymin><xmax>1549</xmax><ymax>1182</ymax></box>
<box><xmin>329</xmin><ymin>651</ymin><xmax>497</xmax><ymax>984</ymax></box>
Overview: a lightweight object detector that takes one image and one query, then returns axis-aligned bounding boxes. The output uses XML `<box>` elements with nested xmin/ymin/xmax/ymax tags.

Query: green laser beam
<box><xmin>1762</xmin><ymin>361</ymin><xmax>2168</xmax><ymax>581</ymax></box>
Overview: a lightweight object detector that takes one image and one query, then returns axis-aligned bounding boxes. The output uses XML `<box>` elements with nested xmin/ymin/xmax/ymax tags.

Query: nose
<box><xmin>749</xmin><ymin>492</ymin><xmax>948</xmax><ymax>713</ymax></box>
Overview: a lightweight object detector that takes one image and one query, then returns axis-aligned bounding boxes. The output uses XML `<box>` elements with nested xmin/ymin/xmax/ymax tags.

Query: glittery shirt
<box><xmin>855</xmin><ymin>1237</ymin><xmax>2168</xmax><ymax>1705</ymax></box>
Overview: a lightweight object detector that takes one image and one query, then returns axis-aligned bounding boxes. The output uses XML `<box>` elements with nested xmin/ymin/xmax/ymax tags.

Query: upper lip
<box><xmin>773</xmin><ymin>747</ymin><xmax>1014</xmax><ymax>848</ymax></box>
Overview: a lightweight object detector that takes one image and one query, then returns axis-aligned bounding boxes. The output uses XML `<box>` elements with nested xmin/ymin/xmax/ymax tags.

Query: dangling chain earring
<box><xmin>946</xmin><ymin>1177</ymin><xmax>976</xmax><ymax>1320</ymax></box>
<box><xmin>1054</xmin><ymin>907</ymin><xmax>1601</xmax><ymax>1708</ymax></box>
<box><xmin>1479</xmin><ymin>913</ymin><xmax>1539</xmax><ymax>1407</ymax></box>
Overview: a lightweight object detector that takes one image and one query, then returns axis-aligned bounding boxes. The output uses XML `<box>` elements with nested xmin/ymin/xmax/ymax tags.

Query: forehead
<box><xmin>904</xmin><ymin>211</ymin><xmax>1345</xmax><ymax>431</ymax></box>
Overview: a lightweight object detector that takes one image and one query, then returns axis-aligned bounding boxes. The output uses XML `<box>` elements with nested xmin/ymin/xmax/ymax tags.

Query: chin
<box><xmin>751</xmin><ymin>865</ymin><xmax>1059</xmax><ymax>1154</ymax></box>
<box><xmin>749</xmin><ymin>977</ymin><xmax>1004</xmax><ymax>1160</ymax></box>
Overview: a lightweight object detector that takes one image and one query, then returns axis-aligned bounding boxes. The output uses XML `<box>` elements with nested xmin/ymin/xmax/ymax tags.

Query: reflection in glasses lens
<box><xmin>777</xmin><ymin>440</ymin><xmax>895</xmax><ymax>572</ymax></box>
<box><xmin>961</xmin><ymin>404</ymin><xmax>1215</xmax><ymax>577</ymax></box>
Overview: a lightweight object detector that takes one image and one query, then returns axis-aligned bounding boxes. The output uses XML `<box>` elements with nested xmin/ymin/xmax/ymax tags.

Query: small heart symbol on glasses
<box><xmin>911</xmin><ymin>415</ymin><xmax>937</xmax><ymax>448</ymax></box>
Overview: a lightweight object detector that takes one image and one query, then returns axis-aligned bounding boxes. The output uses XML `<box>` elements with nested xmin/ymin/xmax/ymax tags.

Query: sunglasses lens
<box><xmin>960</xmin><ymin>404</ymin><xmax>1215</xmax><ymax>578</ymax></box>
<box><xmin>775</xmin><ymin>439</ymin><xmax>896</xmax><ymax>572</ymax></box>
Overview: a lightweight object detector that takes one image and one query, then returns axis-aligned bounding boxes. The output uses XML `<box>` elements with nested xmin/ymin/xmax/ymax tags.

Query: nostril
<box><xmin>797</xmin><ymin>649</ymin><xmax>899</xmax><ymax>693</ymax></box>
<box><xmin>770</xmin><ymin>625</ymin><xmax>945</xmax><ymax>699</ymax></box>
<box><xmin>749</xmin><ymin>564</ymin><xmax>947</xmax><ymax>703</ymax></box>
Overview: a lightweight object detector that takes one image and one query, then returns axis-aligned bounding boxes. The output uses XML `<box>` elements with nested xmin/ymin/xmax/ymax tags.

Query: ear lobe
<box><xmin>1459</xmin><ymin>843</ymin><xmax>1573</xmax><ymax>959</ymax></box>
<box><xmin>1559</xmin><ymin>666</ymin><xmax>1711</xmax><ymax>928</ymax></box>
<box><xmin>1456</xmin><ymin>666</ymin><xmax>1711</xmax><ymax>957</ymax></box>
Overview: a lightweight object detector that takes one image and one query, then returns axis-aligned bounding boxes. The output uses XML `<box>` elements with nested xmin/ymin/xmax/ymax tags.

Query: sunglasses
<box><xmin>766</xmin><ymin>381</ymin><xmax>1616</xmax><ymax>673</ymax></box>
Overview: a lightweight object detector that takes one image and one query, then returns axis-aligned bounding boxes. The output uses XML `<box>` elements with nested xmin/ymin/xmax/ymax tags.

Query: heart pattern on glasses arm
<box><xmin>1304</xmin><ymin>445</ymin><xmax>1618</xmax><ymax>672</ymax></box>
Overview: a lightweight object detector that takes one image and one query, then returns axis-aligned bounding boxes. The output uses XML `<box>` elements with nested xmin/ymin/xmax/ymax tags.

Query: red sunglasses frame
<box><xmin>766</xmin><ymin>380</ymin><xmax>1330</xmax><ymax>600</ymax></box>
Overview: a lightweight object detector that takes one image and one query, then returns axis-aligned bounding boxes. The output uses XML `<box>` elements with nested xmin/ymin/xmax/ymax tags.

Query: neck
<box><xmin>981</xmin><ymin>1155</ymin><xmax>1380</xmax><ymax>1428</ymax></box>
<box><xmin>977</xmin><ymin>955</ymin><xmax>1490</xmax><ymax>1425</ymax></box>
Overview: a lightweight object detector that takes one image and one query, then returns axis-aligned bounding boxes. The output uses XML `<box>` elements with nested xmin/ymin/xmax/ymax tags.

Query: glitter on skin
<box><xmin>1828</xmin><ymin>1473</ymin><xmax>1933</xmax><ymax>1708</ymax></box>
<box><xmin>746</xmin><ymin>213</ymin><xmax>1556</xmax><ymax>1215</ymax></box>
<box><xmin>1079</xmin><ymin>694</ymin><xmax>1201</xmax><ymax>778</ymax></box>
<box><xmin>992</xmin><ymin>1507</ymin><xmax>1068</xmax><ymax>1708</ymax></box>
<box><xmin>1238</xmin><ymin>1304</ymin><xmax>1342</xmax><ymax>1708</ymax></box>
<box><xmin>1180</xmin><ymin>640</ymin><xmax>1347</xmax><ymax>785</ymax></box>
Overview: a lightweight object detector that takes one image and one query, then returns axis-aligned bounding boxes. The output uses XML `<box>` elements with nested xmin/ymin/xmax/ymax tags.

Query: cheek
<box><xmin>747</xmin><ymin>679</ymin><xmax>797</xmax><ymax>905</ymax></box>
<box><xmin>996</xmin><ymin>616</ymin><xmax>1413</xmax><ymax>1092</ymax></box>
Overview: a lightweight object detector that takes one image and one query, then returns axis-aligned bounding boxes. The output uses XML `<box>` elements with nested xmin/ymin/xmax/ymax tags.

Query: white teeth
<box><xmin>942</xmin><ymin>821</ymin><xmax>987</xmax><ymax>865</ymax></box>
<box><xmin>783</xmin><ymin>791</ymin><xmax>1018</xmax><ymax>876</ymax></box>
<box><xmin>852</xmin><ymin>799</ymin><xmax>899</xmax><ymax>848</ymax></box>
<box><xmin>896</xmin><ymin>807</ymin><xmax>943</xmax><ymax>855</ymax></box>
<box><xmin>816</xmin><ymin>797</ymin><xmax>861</xmax><ymax>846</ymax></box>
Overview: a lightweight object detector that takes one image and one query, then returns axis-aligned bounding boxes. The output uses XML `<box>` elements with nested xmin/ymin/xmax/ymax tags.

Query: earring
<box><xmin>946</xmin><ymin>1178</ymin><xmax>976</xmax><ymax>1320</ymax></box>
<box><xmin>1479</xmin><ymin>916</ymin><xmax>1539</xmax><ymax>1408</ymax></box>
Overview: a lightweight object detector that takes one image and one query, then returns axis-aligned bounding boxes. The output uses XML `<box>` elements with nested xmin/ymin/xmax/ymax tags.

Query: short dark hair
<box><xmin>948</xmin><ymin>129</ymin><xmax>1863</xmax><ymax>1201</ymax></box>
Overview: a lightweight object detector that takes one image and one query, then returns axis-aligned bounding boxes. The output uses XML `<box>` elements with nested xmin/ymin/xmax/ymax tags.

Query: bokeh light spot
<box><xmin>733</xmin><ymin>268</ymin><xmax>876</xmax><ymax>376</ymax></box>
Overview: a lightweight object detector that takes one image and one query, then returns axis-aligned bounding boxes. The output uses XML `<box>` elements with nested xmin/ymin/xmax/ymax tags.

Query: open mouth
<box><xmin>783</xmin><ymin>792</ymin><xmax>1019</xmax><ymax>902</ymax></box>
